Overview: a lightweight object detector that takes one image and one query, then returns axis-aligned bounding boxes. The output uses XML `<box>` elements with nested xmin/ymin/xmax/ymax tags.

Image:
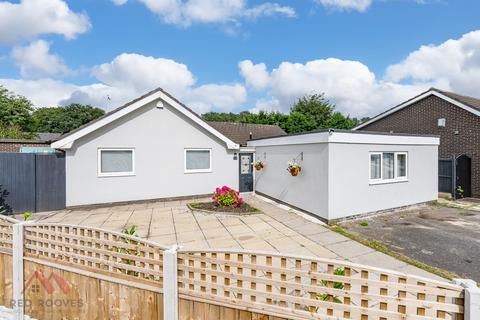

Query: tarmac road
<box><xmin>340</xmin><ymin>205</ymin><xmax>480</xmax><ymax>282</ymax></box>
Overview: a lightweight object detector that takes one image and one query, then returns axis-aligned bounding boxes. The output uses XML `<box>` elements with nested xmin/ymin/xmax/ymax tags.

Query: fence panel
<box><xmin>35</xmin><ymin>153</ymin><xmax>66</xmax><ymax>212</ymax></box>
<box><xmin>0</xmin><ymin>153</ymin><xmax>36</xmax><ymax>213</ymax></box>
<box><xmin>0</xmin><ymin>153</ymin><xmax>65</xmax><ymax>213</ymax></box>
<box><xmin>177</xmin><ymin>249</ymin><xmax>465</xmax><ymax>320</ymax></box>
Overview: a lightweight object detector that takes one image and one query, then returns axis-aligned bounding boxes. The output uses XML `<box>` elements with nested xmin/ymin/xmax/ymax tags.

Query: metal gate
<box><xmin>439</xmin><ymin>158</ymin><xmax>454</xmax><ymax>194</ymax></box>
<box><xmin>0</xmin><ymin>152</ymin><xmax>65</xmax><ymax>213</ymax></box>
<box><xmin>438</xmin><ymin>155</ymin><xmax>472</xmax><ymax>198</ymax></box>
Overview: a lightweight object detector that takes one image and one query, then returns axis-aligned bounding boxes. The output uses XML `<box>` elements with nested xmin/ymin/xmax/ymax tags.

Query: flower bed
<box><xmin>188</xmin><ymin>202</ymin><xmax>260</xmax><ymax>214</ymax></box>
<box><xmin>188</xmin><ymin>185</ymin><xmax>260</xmax><ymax>214</ymax></box>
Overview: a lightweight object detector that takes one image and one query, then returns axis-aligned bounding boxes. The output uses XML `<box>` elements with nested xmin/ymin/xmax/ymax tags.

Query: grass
<box><xmin>329</xmin><ymin>225</ymin><xmax>458</xmax><ymax>280</ymax></box>
<box><xmin>359</xmin><ymin>221</ymin><xmax>369</xmax><ymax>227</ymax></box>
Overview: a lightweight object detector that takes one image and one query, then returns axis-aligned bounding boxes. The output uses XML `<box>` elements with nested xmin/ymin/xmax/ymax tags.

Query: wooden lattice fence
<box><xmin>177</xmin><ymin>250</ymin><xmax>464</xmax><ymax>320</ymax></box>
<box><xmin>0</xmin><ymin>215</ymin><xmax>471</xmax><ymax>319</ymax></box>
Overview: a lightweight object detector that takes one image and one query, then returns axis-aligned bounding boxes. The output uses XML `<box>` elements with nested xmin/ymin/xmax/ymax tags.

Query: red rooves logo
<box><xmin>23</xmin><ymin>270</ymin><xmax>72</xmax><ymax>295</ymax></box>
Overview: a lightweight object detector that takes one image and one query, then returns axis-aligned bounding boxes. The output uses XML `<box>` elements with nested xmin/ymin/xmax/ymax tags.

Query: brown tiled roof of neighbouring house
<box><xmin>433</xmin><ymin>89</ymin><xmax>480</xmax><ymax>112</ymax></box>
<box><xmin>207</xmin><ymin>122</ymin><xmax>286</xmax><ymax>146</ymax></box>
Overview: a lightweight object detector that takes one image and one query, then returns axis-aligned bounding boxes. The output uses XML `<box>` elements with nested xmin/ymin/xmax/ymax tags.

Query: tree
<box><xmin>282</xmin><ymin>112</ymin><xmax>317</xmax><ymax>134</ymax></box>
<box><xmin>290</xmin><ymin>94</ymin><xmax>334</xmax><ymax>128</ymax></box>
<box><xmin>32</xmin><ymin>103</ymin><xmax>105</xmax><ymax>133</ymax></box>
<box><xmin>0</xmin><ymin>124</ymin><xmax>34</xmax><ymax>139</ymax></box>
<box><xmin>202</xmin><ymin>112</ymin><xmax>241</xmax><ymax>122</ymax></box>
<box><xmin>325</xmin><ymin>112</ymin><xmax>360</xmax><ymax>129</ymax></box>
<box><xmin>0</xmin><ymin>86</ymin><xmax>34</xmax><ymax>130</ymax></box>
<box><xmin>202</xmin><ymin>92</ymin><xmax>361</xmax><ymax>134</ymax></box>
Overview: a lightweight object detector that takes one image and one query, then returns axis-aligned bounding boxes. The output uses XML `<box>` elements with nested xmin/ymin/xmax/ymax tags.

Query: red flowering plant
<box><xmin>212</xmin><ymin>186</ymin><xmax>244</xmax><ymax>208</ymax></box>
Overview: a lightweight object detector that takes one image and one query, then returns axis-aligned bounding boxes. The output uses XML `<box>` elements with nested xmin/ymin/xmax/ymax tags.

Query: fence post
<box><xmin>164</xmin><ymin>246</ymin><xmax>179</xmax><ymax>320</ymax></box>
<box><xmin>12</xmin><ymin>222</ymin><xmax>26</xmax><ymax>320</ymax></box>
<box><xmin>453</xmin><ymin>279</ymin><xmax>480</xmax><ymax>320</ymax></box>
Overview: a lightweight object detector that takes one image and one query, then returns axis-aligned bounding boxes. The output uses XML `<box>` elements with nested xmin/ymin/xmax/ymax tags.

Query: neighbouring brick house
<box><xmin>354</xmin><ymin>88</ymin><xmax>480</xmax><ymax>198</ymax></box>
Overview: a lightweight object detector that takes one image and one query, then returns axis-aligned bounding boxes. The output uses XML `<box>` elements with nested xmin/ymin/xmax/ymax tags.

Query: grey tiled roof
<box><xmin>207</xmin><ymin>121</ymin><xmax>286</xmax><ymax>146</ymax></box>
<box><xmin>434</xmin><ymin>88</ymin><xmax>480</xmax><ymax>112</ymax></box>
<box><xmin>35</xmin><ymin>132</ymin><xmax>62</xmax><ymax>141</ymax></box>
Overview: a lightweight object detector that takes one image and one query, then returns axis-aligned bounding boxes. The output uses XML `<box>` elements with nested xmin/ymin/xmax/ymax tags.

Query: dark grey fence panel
<box><xmin>439</xmin><ymin>158</ymin><xmax>453</xmax><ymax>194</ymax></box>
<box><xmin>0</xmin><ymin>152</ymin><xmax>65</xmax><ymax>213</ymax></box>
<box><xmin>35</xmin><ymin>153</ymin><xmax>66</xmax><ymax>212</ymax></box>
<box><xmin>0</xmin><ymin>153</ymin><xmax>36</xmax><ymax>213</ymax></box>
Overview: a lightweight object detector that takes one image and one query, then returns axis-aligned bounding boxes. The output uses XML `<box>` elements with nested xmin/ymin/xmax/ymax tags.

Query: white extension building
<box><xmin>248</xmin><ymin>130</ymin><xmax>439</xmax><ymax>223</ymax></box>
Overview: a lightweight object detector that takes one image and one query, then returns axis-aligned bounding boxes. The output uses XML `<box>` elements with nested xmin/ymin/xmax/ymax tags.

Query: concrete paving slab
<box><xmin>306</xmin><ymin>230</ymin><xmax>350</xmax><ymax>245</ymax></box>
<box><xmin>325</xmin><ymin>240</ymin><xmax>375</xmax><ymax>259</ymax></box>
<box><xmin>349</xmin><ymin>251</ymin><xmax>408</xmax><ymax>270</ymax></box>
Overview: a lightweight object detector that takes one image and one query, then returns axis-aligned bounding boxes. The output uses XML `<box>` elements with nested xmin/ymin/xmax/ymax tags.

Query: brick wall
<box><xmin>359</xmin><ymin>95</ymin><xmax>480</xmax><ymax>197</ymax></box>
<box><xmin>0</xmin><ymin>141</ymin><xmax>50</xmax><ymax>153</ymax></box>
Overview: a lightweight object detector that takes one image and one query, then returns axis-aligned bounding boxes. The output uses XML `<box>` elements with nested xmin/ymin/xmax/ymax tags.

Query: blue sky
<box><xmin>0</xmin><ymin>0</ymin><xmax>479</xmax><ymax>117</ymax></box>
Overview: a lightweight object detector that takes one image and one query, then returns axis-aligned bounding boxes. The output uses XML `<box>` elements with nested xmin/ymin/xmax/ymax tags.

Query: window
<box><xmin>185</xmin><ymin>149</ymin><xmax>212</xmax><ymax>173</ymax></box>
<box><xmin>397</xmin><ymin>153</ymin><xmax>407</xmax><ymax>178</ymax></box>
<box><xmin>98</xmin><ymin>149</ymin><xmax>135</xmax><ymax>177</ymax></box>
<box><xmin>383</xmin><ymin>153</ymin><xmax>395</xmax><ymax>179</ymax></box>
<box><xmin>369</xmin><ymin>152</ymin><xmax>408</xmax><ymax>184</ymax></box>
<box><xmin>370</xmin><ymin>153</ymin><xmax>381</xmax><ymax>180</ymax></box>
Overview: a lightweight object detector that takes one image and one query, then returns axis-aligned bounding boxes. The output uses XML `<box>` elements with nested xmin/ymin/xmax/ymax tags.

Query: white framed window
<box><xmin>98</xmin><ymin>148</ymin><xmax>135</xmax><ymax>177</ymax></box>
<box><xmin>184</xmin><ymin>149</ymin><xmax>212</xmax><ymax>173</ymax></box>
<box><xmin>369</xmin><ymin>152</ymin><xmax>408</xmax><ymax>184</ymax></box>
<box><xmin>396</xmin><ymin>152</ymin><xmax>408</xmax><ymax>179</ymax></box>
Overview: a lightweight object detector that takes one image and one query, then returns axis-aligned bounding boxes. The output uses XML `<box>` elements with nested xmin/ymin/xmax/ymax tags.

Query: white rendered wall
<box><xmin>328</xmin><ymin>143</ymin><xmax>438</xmax><ymax>220</ymax></box>
<box><xmin>253</xmin><ymin>144</ymin><xmax>329</xmax><ymax>220</ymax></box>
<box><xmin>65</xmin><ymin>101</ymin><xmax>237</xmax><ymax>206</ymax></box>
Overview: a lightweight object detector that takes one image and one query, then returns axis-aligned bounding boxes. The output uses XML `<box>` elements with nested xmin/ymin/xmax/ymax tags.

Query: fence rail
<box><xmin>0</xmin><ymin>215</ymin><xmax>473</xmax><ymax>320</ymax></box>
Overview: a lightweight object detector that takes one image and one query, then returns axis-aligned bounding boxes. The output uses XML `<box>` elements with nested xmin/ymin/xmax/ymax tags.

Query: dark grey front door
<box><xmin>239</xmin><ymin>153</ymin><xmax>254</xmax><ymax>192</ymax></box>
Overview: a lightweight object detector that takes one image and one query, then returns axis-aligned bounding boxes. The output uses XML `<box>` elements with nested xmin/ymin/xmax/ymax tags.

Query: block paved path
<box><xmin>33</xmin><ymin>194</ymin><xmax>445</xmax><ymax>281</ymax></box>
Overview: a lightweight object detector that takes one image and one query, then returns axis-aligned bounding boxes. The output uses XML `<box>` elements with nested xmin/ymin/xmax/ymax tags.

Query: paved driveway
<box><xmin>339</xmin><ymin>203</ymin><xmax>480</xmax><ymax>282</ymax></box>
<box><xmin>31</xmin><ymin>195</ymin><xmax>444</xmax><ymax>281</ymax></box>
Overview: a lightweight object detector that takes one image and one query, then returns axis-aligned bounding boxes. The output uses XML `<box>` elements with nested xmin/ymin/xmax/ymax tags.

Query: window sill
<box><xmin>369</xmin><ymin>178</ymin><xmax>408</xmax><ymax>185</ymax></box>
<box><xmin>98</xmin><ymin>173</ymin><xmax>136</xmax><ymax>178</ymax></box>
<box><xmin>184</xmin><ymin>170</ymin><xmax>212</xmax><ymax>174</ymax></box>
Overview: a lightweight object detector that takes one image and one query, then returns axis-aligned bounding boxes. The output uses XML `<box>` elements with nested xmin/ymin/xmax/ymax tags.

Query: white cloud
<box><xmin>92</xmin><ymin>53</ymin><xmax>195</xmax><ymax>96</ymax></box>
<box><xmin>1</xmin><ymin>53</ymin><xmax>246</xmax><ymax>113</ymax></box>
<box><xmin>385</xmin><ymin>30</ymin><xmax>480</xmax><ymax>96</ymax></box>
<box><xmin>316</xmin><ymin>0</ymin><xmax>372</xmax><ymax>12</ymax></box>
<box><xmin>0</xmin><ymin>0</ymin><xmax>90</xmax><ymax>43</ymax></box>
<box><xmin>239</xmin><ymin>58</ymin><xmax>432</xmax><ymax>116</ymax></box>
<box><xmin>115</xmin><ymin>0</ymin><xmax>295</xmax><ymax>27</ymax></box>
<box><xmin>239</xmin><ymin>60</ymin><xmax>270</xmax><ymax>90</ymax></box>
<box><xmin>111</xmin><ymin>0</ymin><xmax>128</xmax><ymax>5</ymax></box>
<box><xmin>186</xmin><ymin>84</ymin><xmax>247</xmax><ymax>113</ymax></box>
<box><xmin>11</xmin><ymin>40</ymin><xmax>71</xmax><ymax>78</ymax></box>
<box><xmin>250</xmin><ymin>97</ymin><xmax>280</xmax><ymax>113</ymax></box>
<box><xmin>3</xmin><ymin>30</ymin><xmax>480</xmax><ymax>119</ymax></box>
<box><xmin>244</xmin><ymin>3</ymin><xmax>296</xmax><ymax>19</ymax></box>
<box><xmin>240</xmin><ymin>30</ymin><xmax>480</xmax><ymax>117</ymax></box>
<box><xmin>0</xmin><ymin>78</ymin><xmax>77</xmax><ymax>107</ymax></box>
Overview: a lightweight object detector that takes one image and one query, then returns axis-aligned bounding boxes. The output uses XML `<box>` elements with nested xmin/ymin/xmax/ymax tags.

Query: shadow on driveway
<box><xmin>339</xmin><ymin>205</ymin><xmax>480</xmax><ymax>282</ymax></box>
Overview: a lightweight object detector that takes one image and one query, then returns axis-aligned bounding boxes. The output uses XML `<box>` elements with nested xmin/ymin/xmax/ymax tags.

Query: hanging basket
<box><xmin>287</xmin><ymin>164</ymin><xmax>302</xmax><ymax>176</ymax></box>
<box><xmin>254</xmin><ymin>161</ymin><xmax>265</xmax><ymax>171</ymax></box>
